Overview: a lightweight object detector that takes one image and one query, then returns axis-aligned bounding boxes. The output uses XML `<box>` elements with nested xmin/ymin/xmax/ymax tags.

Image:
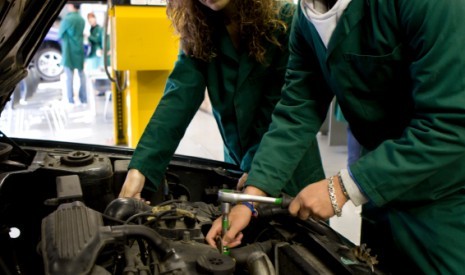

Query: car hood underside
<box><xmin>0</xmin><ymin>0</ymin><xmax>66</xmax><ymax>113</ymax></box>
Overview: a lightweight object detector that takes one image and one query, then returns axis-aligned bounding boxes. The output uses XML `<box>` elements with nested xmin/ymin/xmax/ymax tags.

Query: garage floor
<box><xmin>0</xmin><ymin>77</ymin><xmax>361</xmax><ymax>245</ymax></box>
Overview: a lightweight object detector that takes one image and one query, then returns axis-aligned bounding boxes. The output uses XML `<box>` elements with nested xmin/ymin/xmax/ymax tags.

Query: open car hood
<box><xmin>0</xmin><ymin>0</ymin><xmax>66</xmax><ymax>112</ymax></box>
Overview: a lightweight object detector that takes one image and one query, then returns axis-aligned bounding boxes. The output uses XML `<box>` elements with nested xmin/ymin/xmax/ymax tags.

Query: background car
<box><xmin>31</xmin><ymin>26</ymin><xmax>63</xmax><ymax>82</ymax></box>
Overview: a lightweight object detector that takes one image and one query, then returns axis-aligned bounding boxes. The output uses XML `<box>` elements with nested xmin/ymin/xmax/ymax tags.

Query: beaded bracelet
<box><xmin>327</xmin><ymin>176</ymin><xmax>342</xmax><ymax>217</ymax></box>
<box><xmin>241</xmin><ymin>202</ymin><xmax>258</xmax><ymax>217</ymax></box>
<box><xmin>337</xmin><ymin>172</ymin><xmax>350</xmax><ymax>200</ymax></box>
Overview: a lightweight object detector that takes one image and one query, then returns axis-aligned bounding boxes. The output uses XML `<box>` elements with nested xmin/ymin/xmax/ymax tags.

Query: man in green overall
<box><xmin>209</xmin><ymin>0</ymin><xmax>465</xmax><ymax>273</ymax></box>
<box><xmin>59</xmin><ymin>4</ymin><xmax>87</xmax><ymax>106</ymax></box>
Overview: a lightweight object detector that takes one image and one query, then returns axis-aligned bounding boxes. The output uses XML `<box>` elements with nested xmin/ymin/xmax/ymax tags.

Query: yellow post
<box><xmin>109</xmin><ymin>5</ymin><xmax>178</xmax><ymax>147</ymax></box>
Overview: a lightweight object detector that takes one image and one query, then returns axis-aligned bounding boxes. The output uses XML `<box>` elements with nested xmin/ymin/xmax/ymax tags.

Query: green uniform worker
<box><xmin>229</xmin><ymin>0</ymin><xmax>464</xmax><ymax>273</ymax></box>
<box><xmin>86</xmin><ymin>22</ymin><xmax>103</xmax><ymax>59</ymax></box>
<box><xmin>59</xmin><ymin>6</ymin><xmax>85</xmax><ymax>71</ymax></box>
<box><xmin>86</xmin><ymin>12</ymin><xmax>103</xmax><ymax>71</ymax></box>
<box><xmin>59</xmin><ymin>4</ymin><xmax>87</xmax><ymax>105</ymax></box>
<box><xmin>119</xmin><ymin>1</ymin><xmax>324</xmax><ymax>200</ymax></box>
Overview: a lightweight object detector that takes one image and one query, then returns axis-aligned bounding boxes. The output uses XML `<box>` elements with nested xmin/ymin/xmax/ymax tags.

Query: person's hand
<box><xmin>205</xmin><ymin>204</ymin><xmax>251</xmax><ymax>249</ymax></box>
<box><xmin>205</xmin><ymin>186</ymin><xmax>266</xmax><ymax>249</ymax></box>
<box><xmin>289</xmin><ymin>176</ymin><xmax>348</xmax><ymax>220</ymax></box>
<box><xmin>119</xmin><ymin>169</ymin><xmax>146</xmax><ymax>200</ymax></box>
<box><xmin>236</xmin><ymin>172</ymin><xmax>248</xmax><ymax>190</ymax></box>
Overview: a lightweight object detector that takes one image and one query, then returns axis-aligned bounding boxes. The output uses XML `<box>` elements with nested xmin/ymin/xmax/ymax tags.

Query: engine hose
<box><xmin>112</xmin><ymin>225</ymin><xmax>173</xmax><ymax>259</ymax></box>
<box><xmin>104</xmin><ymin>197</ymin><xmax>153</xmax><ymax>221</ymax></box>
<box><xmin>123</xmin><ymin>245</ymin><xmax>137</xmax><ymax>275</ymax></box>
<box><xmin>111</xmin><ymin>225</ymin><xmax>186</xmax><ymax>272</ymax></box>
<box><xmin>229</xmin><ymin>240</ymin><xmax>274</xmax><ymax>265</ymax></box>
<box><xmin>247</xmin><ymin>251</ymin><xmax>276</xmax><ymax>275</ymax></box>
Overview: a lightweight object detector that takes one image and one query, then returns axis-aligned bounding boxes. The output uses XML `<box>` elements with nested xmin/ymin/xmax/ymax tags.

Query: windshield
<box><xmin>0</xmin><ymin>2</ymin><xmax>223</xmax><ymax>162</ymax></box>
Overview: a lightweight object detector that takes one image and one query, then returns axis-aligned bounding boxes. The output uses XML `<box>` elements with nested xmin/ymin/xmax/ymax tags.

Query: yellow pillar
<box><xmin>109</xmin><ymin>5</ymin><xmax>178</xmax><ymax>147</ymax></box>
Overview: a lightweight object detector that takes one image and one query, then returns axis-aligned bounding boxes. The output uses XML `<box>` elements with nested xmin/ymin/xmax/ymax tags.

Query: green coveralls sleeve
<box><xmin>246</xmin><ymin>10</ymin><xmax>333</xmax><ymax>197</ymax></box>
<box><xmin>128</xmin><ymin>51</ymin><xmax>206</xmax><ymax>190</ymax></box>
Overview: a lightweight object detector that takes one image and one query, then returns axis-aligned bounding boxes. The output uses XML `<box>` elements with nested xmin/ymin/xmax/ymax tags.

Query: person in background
<box><xmin>18</xmin><ymin>79</ymin><xmax>27</xmax><ymax>106</ymax></box>
<box><xmin>59</xmin><ymin>4</ymin><xmax>87</xmax><ymax>106</ymax></box>
<box><xmin>207</xmin><ymin>0</ymin><xmax>465</xmax><ymax>273</ymax></box>
<box><xmin>118</xmin><ymin>0</ymin><xmax>324</xmax><ymax>213</ymax></box>
<box><xmin>86</xmin><ymin>13</ymin><xmax>103</xmax><ymax>71</ymax></box>
<box><xmin>86</xmin><ymin>12</ymin><xmax>106</xmax><ymax>97</ymax></box>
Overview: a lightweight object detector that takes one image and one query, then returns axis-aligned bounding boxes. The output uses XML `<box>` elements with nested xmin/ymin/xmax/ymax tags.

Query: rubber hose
<box><xmin>111</xmin><ymin>225</ymin><xmax>174</xmax><ymax>260</ymax></box>
<box><xmin>104</xmin><ymin>197</ymin><xmax>153</xmax><ymax>221</ymax></box>
<box><xmin>112</xmin><ymin>225</ymin><xmax>187</xmax><ymax>273</ymax></box>
<box><xmin>247</xmin><ymin>251</ymin><xmax>276</xmax><ymax>275</ymax></box>
<box><xmin>229</xmin><ymin>240</ymin><xmax>274</xmax><ymax>265</ymax></box>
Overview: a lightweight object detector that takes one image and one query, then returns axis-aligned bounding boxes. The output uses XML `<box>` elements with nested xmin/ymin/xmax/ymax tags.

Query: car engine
<box><xmin>0</xmin><ymin>138</ymin><xmax>383</xmax><ymax>275</ymax></box>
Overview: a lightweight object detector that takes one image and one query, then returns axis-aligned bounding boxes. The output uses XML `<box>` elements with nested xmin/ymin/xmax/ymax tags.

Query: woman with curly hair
<box><xmin>119</xmin><ymin>0</ymin><xmax>325</xmax><ymax>231</ymax></box>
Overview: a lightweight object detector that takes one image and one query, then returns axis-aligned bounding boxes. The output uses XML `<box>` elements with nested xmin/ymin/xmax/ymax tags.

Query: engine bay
<box><xmin>0</xmin><ymin>137</ymin><xmax>382</xmax><ymax>274</ymax></box>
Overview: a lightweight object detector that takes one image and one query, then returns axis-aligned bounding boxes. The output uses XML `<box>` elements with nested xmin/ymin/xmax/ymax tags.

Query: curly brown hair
<box><xmin>166</xmin><ymin>0</ymin><xmax>293</xmax><ymax>64</ymax></box>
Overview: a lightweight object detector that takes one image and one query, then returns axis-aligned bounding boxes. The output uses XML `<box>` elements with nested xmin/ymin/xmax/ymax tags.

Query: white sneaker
<box><xmin>19</xmin><ymin>99</ymin><xmax>27</xmax><ymax>105</ymax></box>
